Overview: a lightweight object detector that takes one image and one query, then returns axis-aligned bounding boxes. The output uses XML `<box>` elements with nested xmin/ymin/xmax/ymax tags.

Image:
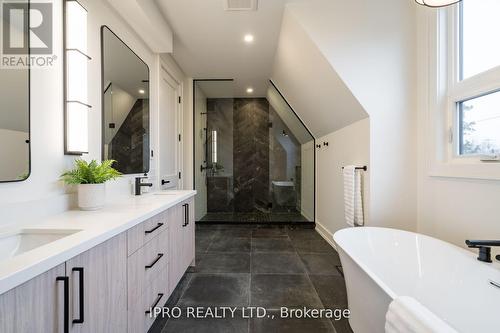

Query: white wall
<box><xmin>315</xmin><ymin>118</ymin><xmax>370</xmax><ymax>238</ymax></box>
<box><xmin>418</xmin><ymin>177</ymin><xmax>500</xmax><ymax>256</ymax></box>
<box><xmin>282</xmin><ymin>0</ymin><xmax>418</xmax><ymax>233</ymax></box>
<box><xmin>0</xmin><ymin>0</ymin><xmax>160</xmax><ymax>226</ymax></box>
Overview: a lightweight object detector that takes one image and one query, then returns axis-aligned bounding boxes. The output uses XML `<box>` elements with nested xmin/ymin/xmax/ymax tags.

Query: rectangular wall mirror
<box><xmin>101</xmin><ymin>26</ymin><xmax>150</xmax><ymax>174</ymax></box>
<box><xmin>0</xmin><ymin>10</ymin><xmax>30</xmax><ymax>183</ymax></box>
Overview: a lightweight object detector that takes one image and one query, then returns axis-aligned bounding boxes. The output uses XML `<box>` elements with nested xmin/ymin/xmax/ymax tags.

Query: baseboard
<box><xmin>315</xmin><ymin>221</ymin><xmax>337</xmax><ymax>250</ymax></box>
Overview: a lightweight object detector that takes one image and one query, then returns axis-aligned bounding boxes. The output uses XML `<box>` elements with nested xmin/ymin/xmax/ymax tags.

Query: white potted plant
<box><xmin>61</xmin><ymin>159</ymin><xmax>121</xmax><ymax>211</ymax></box>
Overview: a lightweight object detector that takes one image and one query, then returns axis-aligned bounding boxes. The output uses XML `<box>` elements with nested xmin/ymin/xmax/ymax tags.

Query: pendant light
<box><xmin>415</xmin><ymin>0</ymin><xmax>462</xmax><ymax>8</ymax></box>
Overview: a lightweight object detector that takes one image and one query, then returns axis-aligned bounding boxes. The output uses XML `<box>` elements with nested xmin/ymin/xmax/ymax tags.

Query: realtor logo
<box><xmin>1</xmin><ymin>0</ymin><xmax>55</xmax><ymax>68</ymax></box>
<box><xmin>2</xmin><ymin>1</ymin><xmax>52</xmax><ymax>54</ymax></box>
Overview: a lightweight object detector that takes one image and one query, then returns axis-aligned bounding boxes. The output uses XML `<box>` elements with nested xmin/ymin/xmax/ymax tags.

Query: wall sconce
<box><xmin>64</xmin><ymin>0</ymin><xmax>91</xmax><ymax>155</ymax></box>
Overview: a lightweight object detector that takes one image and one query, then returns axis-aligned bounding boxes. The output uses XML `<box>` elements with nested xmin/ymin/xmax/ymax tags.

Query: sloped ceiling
<box><xmin>283</xmin><ymin>0</ymin><xmax>416</xmax><ymax>122</ymax></box>
<box><xmin>271</xmin><ymin>7</ymin><xmax>368</xmax><ymax>138</ymax></box>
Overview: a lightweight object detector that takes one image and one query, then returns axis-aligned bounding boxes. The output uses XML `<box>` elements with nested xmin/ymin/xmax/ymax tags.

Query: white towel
<box><xmin>343</xmin><ymin>166</ymin><xmax>364</xmax><ymax>227</ymax></box>
<box><xmin>385</xmin><ymin>297</ymin><xmax>458</xmax><ymax>333</ymax></box>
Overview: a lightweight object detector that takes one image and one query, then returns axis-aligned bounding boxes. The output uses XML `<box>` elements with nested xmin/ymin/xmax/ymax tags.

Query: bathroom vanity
<box><xmin>0</xmin><ymin>191</ymin><xmax>195</xmax><ymax>333</ymax></box>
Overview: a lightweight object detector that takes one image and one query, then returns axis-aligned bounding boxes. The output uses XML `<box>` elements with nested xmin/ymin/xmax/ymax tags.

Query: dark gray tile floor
<box><xmin>149</xmin><ymin>224</ymin><xmax>353</xmax><ymax>333</ymax></box>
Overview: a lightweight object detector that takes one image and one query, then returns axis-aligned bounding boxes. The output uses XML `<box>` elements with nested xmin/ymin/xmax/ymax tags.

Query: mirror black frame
<box><xmin>100</xmin><ymin>25</ymin><xmax>150</xmax><ymax>174</ymax></box>
<box><xmin>0</xmin><ymin>1</ymin><xmax>31</xmax><ymax>183</ymax></box>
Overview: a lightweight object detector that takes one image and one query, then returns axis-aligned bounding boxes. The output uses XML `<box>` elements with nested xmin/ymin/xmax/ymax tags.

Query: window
<box><xmin>459</xmin><ymin>0</ymin><xmax>500</xmax><ymax>80</ymax></box>
<box><xmin>448</xmin><ymin>0</ymin><xmax>500</xmax><ymax>158</ymax></box>
<box><xmin>458</xmin><ymin>91</ymin><xmax>500</xmax><ymax>156</ymax></box>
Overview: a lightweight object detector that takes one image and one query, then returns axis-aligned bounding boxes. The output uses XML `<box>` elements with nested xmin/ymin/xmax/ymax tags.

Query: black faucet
<box><xmin>465</xmin><ymin>240</ymin><xmax>500</xmax><ymax>263</ymax></box>
<box><xmin>135</xmin><ymin>176</ymin><xmax>153</xmax><ymax>195</ymax></box>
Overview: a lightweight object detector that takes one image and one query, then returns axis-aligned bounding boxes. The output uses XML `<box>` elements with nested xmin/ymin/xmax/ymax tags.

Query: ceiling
<box><xmin>155</xmin><ymin>0</ymin><xmax>305</xmax><ymax>97</ymax></box>
<box><xmin>195</xmin><ymin>80</ymin><xmax>235</xmax><ymax>98</ymax></box>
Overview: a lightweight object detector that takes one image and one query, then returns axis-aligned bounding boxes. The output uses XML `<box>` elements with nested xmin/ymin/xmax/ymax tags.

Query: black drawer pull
<box><xmin>72</xmin><ymin>267</ymin><xmax>84</xmax><ymax>324</ymax></box>
<box><xmin>145</xmin><ymin>293</ymin><xmax>164</xmax><ymax>315</ymax></box>
<box><xmin>182</xmin><ymin>204</ymin><xmax>188</xmax><ymax>227</ymax></box>
<box><xmin>145</xmin><ymin>222</ymin><xmax>164</xmax><ymax>234</ymax></box>
<box><xmin>145</xmin><ymin>253</ymin><xmax>164</xmax><ymax>269</ymax></box>
<box><xmin>56</xmin><ymin>276</ymin><xmax>69</xmax><ymax>333</ymax></box>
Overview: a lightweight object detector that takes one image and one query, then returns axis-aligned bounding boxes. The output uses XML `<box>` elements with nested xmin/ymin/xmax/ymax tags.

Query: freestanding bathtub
<box><xmin>333</xmin><ymin>227</ymin><xmax>500</xmax><ymax>333</ymax></box>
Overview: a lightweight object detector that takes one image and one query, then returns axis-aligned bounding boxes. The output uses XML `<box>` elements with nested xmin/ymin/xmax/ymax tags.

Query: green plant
<box><xmin>60</xmin><ymin>159</ymin><xmax>121</xmax><ymax>185</ymax></box>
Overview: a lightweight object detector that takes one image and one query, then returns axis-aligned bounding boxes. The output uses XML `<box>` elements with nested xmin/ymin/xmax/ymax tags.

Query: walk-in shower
<box><xmin>193</xmin><ymin>79</ymin><xmax>315</xmax><ymax>223</ymax></box>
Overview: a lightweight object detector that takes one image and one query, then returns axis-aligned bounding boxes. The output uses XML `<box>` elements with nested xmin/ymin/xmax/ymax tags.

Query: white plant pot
<box><xmin>77</xmin><ymin>183</ymin><xmax>106</xmax><ymax>211</ymax></box>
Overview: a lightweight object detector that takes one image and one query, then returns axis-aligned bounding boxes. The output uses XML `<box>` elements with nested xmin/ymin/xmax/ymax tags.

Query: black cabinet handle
<box><xmin>186</xmin><ymin>203</ymin><xmax>190</xmax><ymax>226</ymax></box>
<box><xmin>182</xmin><ymin>204</ymin><xmax>187</xmax><ymax>227</ymax></box>
<box><xmin>145</xmin><ymin>293</ymin><xmax>164</xmax><ymax>315</ymax></box>
<box><xmin>56</xmin><ymin>276</ymin><xmax>69</xmax><ymax>333</ymax></box>
<box><xmin>145</xmin><ymin>253</ymin><xmax>164</xmax><ymax>269</ymax></box>
<box><xmin>72</xmin><ymin>267</ymin><xmax>84</xmax><ymax>324</ymax></box>
<box><xmin>145</xmin><ymin>222</ymin><xmax>164</xmax><ymax>234</ymax></box>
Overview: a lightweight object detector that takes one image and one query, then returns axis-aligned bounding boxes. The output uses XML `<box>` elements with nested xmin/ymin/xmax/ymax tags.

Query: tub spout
<box><xmin>465</xmin><ymin>240</ymin><xmax>500</xmax><ymax>263</ymax></box>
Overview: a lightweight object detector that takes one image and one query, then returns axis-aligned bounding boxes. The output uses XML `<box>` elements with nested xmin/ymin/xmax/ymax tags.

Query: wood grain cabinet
<box><xmin>168</xmin><ymin>197</ymin><xmax>195</xmax><ymax>293</ymax></box>
<box><xmin>0</xmin><ymin>234</ymin><xmax>127</xmax><ymax>333</ymax></box>
<box><xmin>66</xmin><ymin>234</ymin><xmax>127</xmax><ymax>333</ymax></box>
<box><xmin>0</xmin><ymin>197</ymin><xmax>195</xmax><ymax>333</ymax></box>
<box><xmin>0</xmin><ymin>264</ymin><xmax>66</xmax><ymax>333</ymax></box>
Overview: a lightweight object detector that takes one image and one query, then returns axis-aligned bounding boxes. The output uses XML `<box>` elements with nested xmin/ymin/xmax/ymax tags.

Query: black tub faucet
<box><xmin>465</xmin><ymin>240</ymin><xmax>500</xmax><ymax>263</ymax></box>
<box><xmin>135</xmin><ymin>176</ymin><xmax>153</xmax><ymax>196</ymax></box>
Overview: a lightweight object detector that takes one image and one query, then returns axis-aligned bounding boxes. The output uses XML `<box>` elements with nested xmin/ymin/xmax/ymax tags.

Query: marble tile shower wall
<box><xmin>233</xmin><ymin>98</ymin><xmax>270</xmax><ymax>212</ymax></box>
<box><xmin>206</xmin><ymin>98</ymin><xmax>301</xmax><ymax>214</ymax></box>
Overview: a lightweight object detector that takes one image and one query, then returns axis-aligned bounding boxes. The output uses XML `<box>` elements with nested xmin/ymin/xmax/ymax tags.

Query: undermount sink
<box><xmin>0</xmin><ymin>228</ymin><xmax>82</xmax><ymax>261</ymax></box>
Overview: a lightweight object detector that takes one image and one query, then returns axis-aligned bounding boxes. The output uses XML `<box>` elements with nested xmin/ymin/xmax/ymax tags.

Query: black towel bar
<box><xmin>342</xmin><ymin>166</ymin><xmax>367</xmax><ymax>171</ymax></box>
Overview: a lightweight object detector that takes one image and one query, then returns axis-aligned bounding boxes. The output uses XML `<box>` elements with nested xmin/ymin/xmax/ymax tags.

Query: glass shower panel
<box><xmin>267</xmin><ymin>82</ymin><xmax>315</xmax><ymax>222</ymax></box>
<box><xmin>194</xmin><ymin>80</ymin><xmax>235</xmax><ymax>221</ymax></box>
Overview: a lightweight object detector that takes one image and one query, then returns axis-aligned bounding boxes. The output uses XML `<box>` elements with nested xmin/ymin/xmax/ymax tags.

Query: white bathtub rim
<box><xmin>334</xmin><ymin>229</ymin><xmax>398</xmax><ymax>300</ymax></box>
<box><xmin>333</xmin><ymin>226</ymin><xmax>500</xmax><ymax>302</ymax></box>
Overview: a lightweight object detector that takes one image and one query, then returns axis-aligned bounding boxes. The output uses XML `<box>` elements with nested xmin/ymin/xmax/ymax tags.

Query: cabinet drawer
<box><xmin>127</xmin><ymin>210</ymin><xmax>168</xmax><ymax>256</ymax></box>
<box><xmin>127</xmin><ymin>229</ymin><xmax>168</xmax><ymax>309</ymax></box>
<box><xmin>128</xmin><ymin>264</ymin><xmax>168</xmax><ymax>333</ymax></box>
<box><xmin>144</xmin><ymin>264</ymin><xmax>169</xmax><ymax>331</ymax></box>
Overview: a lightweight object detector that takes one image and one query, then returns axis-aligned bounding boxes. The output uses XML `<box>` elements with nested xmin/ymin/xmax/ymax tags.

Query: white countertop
<box><xmin>0</xmin><ymin>190</ymin><xmax>196</xmax><ymax>295</ymax></box>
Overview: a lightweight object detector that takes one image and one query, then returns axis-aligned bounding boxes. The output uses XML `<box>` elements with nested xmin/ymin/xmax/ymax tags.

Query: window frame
<box><xmin>446</xmin><ymin>3</ymin><xmax>500</xmax><ymax>161</ymax></box>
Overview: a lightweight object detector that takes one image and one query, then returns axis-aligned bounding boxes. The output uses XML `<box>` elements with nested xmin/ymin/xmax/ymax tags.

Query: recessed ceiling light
<box><xmin>244</xmin><ymin>34</ymin><xmax>254</xmax><ymax>43</ymax></box>
<box><xmin>246</xmin><ymin>87</ymin><xmax>254</xmax><ymax>94</ymax></box>
<box><xmin>138</xmin><ymin>89</ymin><xmax>145</xmax><ymax>94</ymax></box>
